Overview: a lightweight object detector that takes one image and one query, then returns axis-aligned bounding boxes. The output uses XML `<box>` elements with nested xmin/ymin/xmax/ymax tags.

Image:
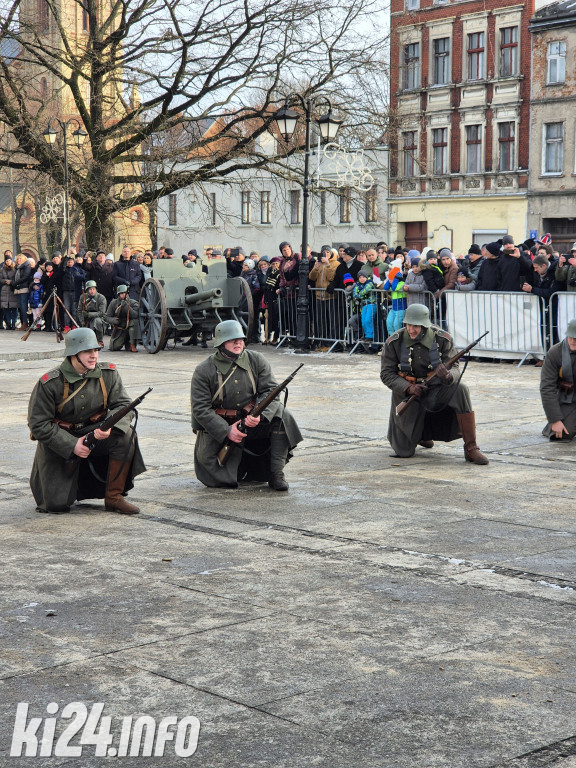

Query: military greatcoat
<box><xmin>191</xmin><ymin>348</ymin><xmax>302</xmax><ymax>487</ymax></box>
<box><xmin>380</xmin><ymin>326</ymin><xmax>472</xmax><ymax>457</ymax></box>
<box><xmin>540</xmin><ymin>340</ymin><xmax>576</xmax><ymax>439</ymax></box>
<box><xmin>28</xmin><ymin>358</ymin><xmax>146</xmax><ymax>511</ymax></box>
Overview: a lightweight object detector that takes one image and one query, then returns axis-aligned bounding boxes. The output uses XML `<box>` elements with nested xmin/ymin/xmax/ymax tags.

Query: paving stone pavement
<box><xmin>1</xmin><ymin>329</ymin><xmax>576</xmax><ymax>767</ymax></box>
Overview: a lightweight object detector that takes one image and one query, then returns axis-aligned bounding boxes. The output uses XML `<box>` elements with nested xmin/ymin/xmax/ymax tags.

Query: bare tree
<box><xmin>0</xmin><ymin>0</ymin><xmax>389</xmax><ymax>250</ymax></box>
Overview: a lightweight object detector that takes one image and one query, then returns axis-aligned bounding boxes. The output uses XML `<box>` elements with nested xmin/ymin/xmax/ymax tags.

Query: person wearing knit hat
<box><xmin>343</xmin><ymin>272</ymin><xmax>355</xmax><ymax>288</ymax></box>
<box><xmin>349</xmin><ymin>269</ymin><xmax>378</xmax><ymax>347</ymax></box>
<box><xmin>455</xmin><ymin>245</ymin><xmax>485</xmax><ymax>292</ymax></box>
<box><xmin>29</xmin><ymin>272</ymin><xmax>45</xmax><ymax>329</ymax></box>
<box><xmin>468</xmin><ymin>244</ymin><xmax>482</xmax><ymax>256</ymax></box>
<box><xmin>383</xmin><ymin>259</ymin><xmax>407</xmax><ymax>333</ymax></box>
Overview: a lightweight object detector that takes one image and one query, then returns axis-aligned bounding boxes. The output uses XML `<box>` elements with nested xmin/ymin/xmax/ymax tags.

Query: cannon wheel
<box><xmin>236</xmin><ymin>277</ymin><xmax>254</xmax><ymax>343</ymax></box>
<box><xmin>139</xmin><ymin>278</ymin><xmax>168</xmax><ymax>354</ymax></box>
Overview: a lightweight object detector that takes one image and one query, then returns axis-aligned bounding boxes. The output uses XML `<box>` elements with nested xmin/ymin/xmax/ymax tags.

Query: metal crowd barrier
<box><xmin>548</xmin><ymin>291</ymin><xmax>576</xmax><ymax>347</ymax></box>
<box><xmin>276</xmin><ymin>288</ymin><xmax>438</xmax><ymax>354</ymax></box>
<box><xmin>442</xmin><ymin>290</ymin><xmax>547</xmax><ymax>365</ymax></box>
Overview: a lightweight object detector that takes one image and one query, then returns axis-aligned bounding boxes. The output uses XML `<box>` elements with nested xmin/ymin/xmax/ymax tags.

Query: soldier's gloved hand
<box><xmin>435</xmin><ymin>363</ymin><xmax>453</xmax><ymax>384</ymax></box>
<box><xmin>405</xmin><ymin>383</ymin><xmax>426</xmax><ymax>397</ymax></box>
<box><xmin>244</xmin><ymin>414</ymin><xmax>260</xmax><ymax>428</ymax></box>
<box><xmin>228</xmin><ymin>421</ymin><xmax>246</xmax><ymax>444</ymax></box>
<box><xmin>73</xmin><ymin>437</ymin><xmax>91</xmax><ymax>458</ymax></box>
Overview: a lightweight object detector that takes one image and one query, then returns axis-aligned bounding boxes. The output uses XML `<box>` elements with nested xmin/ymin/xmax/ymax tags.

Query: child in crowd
<box><xmin>28</xmin><ymin>272</ymin><xmax>44</xmax><ymax>329</ymax></box>
<box><xmin>383</xmin><ymin>260</ymin><xmax>406</xmax><ymax>334</ymax></box>
<box><xmin>419</xmin><ymin>251</ymin><xmax>445</xmax><ymax>296</ymax></box>
<box><xmin>403</xmin><ymin>256</ymin><xmax>427</xmax><ymax>306</ymax></box>
<box><xmin>347</xmin><ymin>269</ymin><xmax>378</xmax><ymax>343</ymax></box>
<box><xmin>263</xmin><ymin>256</ymin><xmax>281</xmax><ymax>343</ymax></box>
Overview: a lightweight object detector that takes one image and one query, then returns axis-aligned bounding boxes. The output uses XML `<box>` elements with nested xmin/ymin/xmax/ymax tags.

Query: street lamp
<box><xmin>43</xmin><ymin>119</ymin><xmax>87</xmax><ymax>252</ymax></box>
<box><xmin>273</xmin><ymin>97</ymin><xmax>342</xmax><ymax>349</ymax></box>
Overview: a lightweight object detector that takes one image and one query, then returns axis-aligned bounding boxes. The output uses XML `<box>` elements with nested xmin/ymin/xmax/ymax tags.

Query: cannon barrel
<box><xmin>184</xmin><ymin>287</ymin><xmax>223</xmax><ymax>305</ymax></box>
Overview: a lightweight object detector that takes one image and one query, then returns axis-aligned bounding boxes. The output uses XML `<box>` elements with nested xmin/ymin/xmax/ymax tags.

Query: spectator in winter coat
<box><xmin>28</xmin><ymin>272</ymin><xmax>45</xmax><ymax>329</ymax></box>
<box><xmin>475</xmin><ymin>243</ymin><xmax>501</xmax><ymax>291</ymax></box>
<box><xmin>263</xmin><ymin>257</ymin><xmax>281</xmax><ymax>343</ymax></box>
<box><xmin>0</xmin><ymin>256</ymin><xmax>18</xmax><ymax>329</ymax></box>
<box><xmin>437</xmin><ymin>249</ymin><xmax>458</xmax><ymax>296</ymax></box>
<box><xmin>13</xmin><ymin>253</ymin><xmax>33</xmax><ymax>327</ymax></box>
<box><xmin>364</xmin><ymin>248</ymin><xmax>389</xmax><ymax>283</ymax></box>
<box><xmin>403</xmin><ymin>257</ymin><xmax>428</xmax><ymax>306</ymax></box>
<box><xmin>455</xmin><ymin>245</ymin><xmax>485</xmax><ymax>292</ymax></box>
<box><xmin>419</xmin><ymin>252</ymin><xmax>445</xmax><ymax>295</ymax></box>
<box><xmin>112</xmin><ymin>246</ymin><xmax>142</xmax><ymax>301</ymax></box>
<box><xmin>309</xmin><ymin>246</ymin><xmax>339</xmax><ymax>343</ymax></box>
<box><xmin>383</xmin><ymin>260</ymin><xmax>406</xmax><ymax>334</ymax></box>
<box><xmin>556</xmin><ymin>243</ymin><xmax>576</xmax><ymax>292</ymax></box>
<box><xmin>498</xmin><ymin>235</ymin><xmax>532</xmax><ymax>291</ymax></box>
<box><xmin>61</xmin><ymin>255</ymin><xmax>85</xmax><ymax>324</ymax></box>
<box><xmin>522</xmin><ymin>255</ymin><xmax>561</xmax><ymax>300</ymax></box>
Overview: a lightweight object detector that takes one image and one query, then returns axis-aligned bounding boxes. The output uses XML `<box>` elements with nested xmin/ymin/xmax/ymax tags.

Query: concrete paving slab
<box><xmin>260</xmin><ymin>659</ymin><xmax>576</xmax><ymax>768</ymax></box>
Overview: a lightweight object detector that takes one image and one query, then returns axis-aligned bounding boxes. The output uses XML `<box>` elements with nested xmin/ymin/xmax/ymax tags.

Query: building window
<box><xmin>432</xmin><ymin>128</ymin><xmax>448</xmax><ymax>175</ymax></box>
<box><xmin>318</xmin><ymin>190</ymin><xmax>326</xmax><ymax>225</ymax></box>
<box><xmin>38</xmin><ymin>0</ymin><xmax>49</xmax><ymax>31</ymax></box>
<box><xmin>365</xmin><ymin>186</ymin><xmax>377</xmax><ymax>223</ymax></box>
<box><xmin>544</xmin><ymin>123</ymin><xmax>564</xmax><ymax>174</ymax></box>
<box><xmin>498</xmin><ymin>122</ymin><xmax>515</xmax><ymax>172</ymax></box>
<box><xmin>241</xmin><ymin>191</ymin><xmax>251</xmax><ymax>224</ymax></box>
<box><xmin>168</xmin><ymin>194</ymin><xmax>177</xmax><ymax>226</ymax></box>
<box><xmin>499</xmin><ymin>27</ymin><xmax>518</xmax><ymax>77</ymax></box>
<box><xmin>260</xmin><ymin>191</ymin><xmax>271</xmax><ymax>224</ymax></box>
<box><xmin>82</xmin><ymin>2</ymin><xmax>89</xmax><ymax>32</ymax></box>
<box><xmin>465</xmin><ymin>125</ymin><xmax>482</xmax><ymax>174</ymax></box>
<box><xmin>433</xmin><ymin>38</ymin><xmax>450</xmax><ymax>86</ymax></box>
<box><xmin>339</xmin><ymin>188</ymin><xmax>351</xmax><ymax>223</ymax></box>
<box><xmin>290</xmin><ymin>190</ymin><xmax>301</xmax><ymax>224</ymax></box>
<box><xmin>209</xmin><ymin>192</ymin><xmax>216</xmax><ymax>225</ymax></box>
<box><xmin>403</xmin><ymin>131</ymin><xmax>418</xmax><ymax>177</ymax></box>
<box><xmin>467</xmin><ymin>32</ymin><xmax>485</xmax><ymax>81</ymax></box>
<box><xmin>547</xmin><ymin>41</ymin><xmax>566</xmax><ymax>84</ymax></box>
<box><xmin>405</xmin><ymin>0</ymin><xmax>419</xmax><ymax>9</ymax></box>
<box><xmin>403</xmin><ymin>43</ymin><xmax>420</xmax><ymax>90</ymax></box>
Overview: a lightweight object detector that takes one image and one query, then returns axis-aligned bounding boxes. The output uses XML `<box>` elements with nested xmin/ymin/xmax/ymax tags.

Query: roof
<box><xmin>531</xmin><ymin>0</ymin><xmax>576</xmax><ymax>27</ymax></box>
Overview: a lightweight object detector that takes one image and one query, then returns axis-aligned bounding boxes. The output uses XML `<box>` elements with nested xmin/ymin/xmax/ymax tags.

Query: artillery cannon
<box><xmin>139</xmin><ymin>258</ymin><xmax>254</xmax><ymax>353</ymax></box>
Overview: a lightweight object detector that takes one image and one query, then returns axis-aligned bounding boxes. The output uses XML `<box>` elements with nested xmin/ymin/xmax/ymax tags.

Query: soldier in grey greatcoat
<box><xmin>540</xmin><ymin>318</ymin><xmax>576</xmax><ymax>440</ymax></box>
<box><xmin>77</xmin><ymin>280</ymin><xmax>107</xmax><ymax>345</ymax></box>
<box><xmin>28</xmin><ymin>328</ymin><xmax>146</xmax><ymax>514</ymax></box>
<box><xmin>380</xmin><ymin>303</ymin><xmax>489</xmax><ymax>464</ymax></box>
<box><xmin>105</xmin><ymin>284</ymin><xmax>139</xmax><ymax>352</ymax></box>
<box><xmin>191</xmin><ymin>320</ymin><xmax>302</xmax><ymax>490</ymax></box>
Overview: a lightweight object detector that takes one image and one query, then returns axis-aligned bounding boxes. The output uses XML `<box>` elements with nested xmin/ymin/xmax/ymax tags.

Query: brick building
<box><xmin>388</xmin><ymin>0</ymin><xmax>534</xmax><ymax>254</ymax></box>
<box><xmin>528</xmin><ymin>1</ymin><xmax>576</xmax><ymax>253</ymax></box>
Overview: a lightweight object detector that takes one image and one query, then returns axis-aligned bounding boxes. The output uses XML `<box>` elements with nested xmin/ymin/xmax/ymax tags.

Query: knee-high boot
<box><xmin>269</xmin><ymin>429</ymin><xmax>290</xmax><ymax>491</ymax></box>
<box><xmin>456</xmin><ymin>412</ymin><xmax>489</xmax><ymax>465</ymax></box>
<box><xmin>105</xmin><ymin>459</ymin><xmax>140</xmax><ymax>514</ymax></box>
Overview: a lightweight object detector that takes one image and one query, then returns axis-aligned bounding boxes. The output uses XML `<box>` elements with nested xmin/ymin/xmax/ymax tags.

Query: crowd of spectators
<box><xmin>2</xmin><ymin>235</ymin><xmax>575</xmax><ymax>354</ymax></box>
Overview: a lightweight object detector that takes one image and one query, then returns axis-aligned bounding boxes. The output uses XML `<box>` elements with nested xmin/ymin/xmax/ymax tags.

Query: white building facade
<box><xmin>156</xmin><ymin>146</ymin><xmax>390</xmax><ymax>258</ymax></box>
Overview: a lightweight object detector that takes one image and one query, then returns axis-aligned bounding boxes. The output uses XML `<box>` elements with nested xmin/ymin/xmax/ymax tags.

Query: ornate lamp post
<box><xmin>43</xmin><ymin>119</ymin><xmax>87</xmax><ymax>252</ymax></box>
<box><xmin>274</xmin><ymin>97</ymin><xmax>342</xmax><ymax>349</ymax></box>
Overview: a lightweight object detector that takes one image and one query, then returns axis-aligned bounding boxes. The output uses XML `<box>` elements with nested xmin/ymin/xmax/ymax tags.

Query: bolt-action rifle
<box><xmin>395</xmin><ymin>331</ymin><xmax>489</xmax><ymax>417</ymax></box>
<box><xmin>217</xmin><ymin>364</ymin><xmax>303</xmax><ymax>467</ymax></box>
<box><xmin>63</xmin><ymin>387</ymin><xmax>152</xmax><ymax>477</ymax></box>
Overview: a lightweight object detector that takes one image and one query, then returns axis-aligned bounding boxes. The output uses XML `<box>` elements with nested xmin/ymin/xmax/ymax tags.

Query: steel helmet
<box><xmin>116</xmin><ymin>284</ymin><xmax>129</xmax><ymax>295</ymax></box>
<box><xmin>65</xmin><ymin>327</ymin><xmax>99</xmax><ymax>357</ymax></box>
<box><xmin>214</xmin><ymin>320</ymin><xmax>246</xmax><ymax>347</ymax></box>
<box><xmin>404</xmin><ymin>303</ymin><xmax>432</xmax><ymax>328</ymax></box>
<box><xmin>85</xmin><ymin>280</ymin><xmax>97</xmax><ymax>289</ymax></box>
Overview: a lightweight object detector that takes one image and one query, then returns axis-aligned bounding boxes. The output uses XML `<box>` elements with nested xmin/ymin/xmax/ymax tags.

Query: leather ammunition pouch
<box><xmin>52</xmin><ymin>409</ymin><xmax>107</xmax><ymax>434</ymax></box>
<box><xmin>213</xmin><ymin>401</ymin><xmax>255</xmax><ymax>425</ymax></box>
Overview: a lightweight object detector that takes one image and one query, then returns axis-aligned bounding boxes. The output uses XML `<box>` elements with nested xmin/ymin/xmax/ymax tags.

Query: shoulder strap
<box><xmin>57</xmin><ymin>378</ymin><xmax>89</xmax><ymax>413</ymax></box>
<box><xmin>211</xmin><ymin>364</ymin><xmax>237</xmax><ymax>406</ymax></box>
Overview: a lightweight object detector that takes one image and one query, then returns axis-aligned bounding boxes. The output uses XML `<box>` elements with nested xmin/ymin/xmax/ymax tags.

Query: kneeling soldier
<box><xmin>191</xmin><ymin>320</ymin><xmax>302</xmax><ymax>490</ymax></box>
<box><xmin>28</xmin><ymin>328</ymin><xmax>146</xmax><ymax>514</ymax></box>
<box><xmin>105</xmin><ymin>284</ymin><xmax>139</xmax><ymax>352</ymax></box>
<box><xmin>78</xmin><ymin>280</ymin><xmax>107</xmax><ymax>346</ymax></box>
<box><xmin>380</xmin><ymin>303</ymin><xmax>489</xmax><ymax>464</ymax></box>
<box><xmin>541</xmin><ymin>317</ymin><xmax>576</xmax><ymax>441</ymax></box>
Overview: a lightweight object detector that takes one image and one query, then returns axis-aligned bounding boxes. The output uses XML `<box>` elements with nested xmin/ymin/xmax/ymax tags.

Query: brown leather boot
<box><xmin>129</xmin><ymin>344</ymin><xmax>138</xmax><ymax>353</ymax></box>
<box><xmin>456</xmin><ymin>412</ymin><xmax>489</xmax><ymax>465</ymax></box>
<box><xmin>105</xmin><ymin>459</ymin><xmax>140</xmax><ymax>514</ymax></box>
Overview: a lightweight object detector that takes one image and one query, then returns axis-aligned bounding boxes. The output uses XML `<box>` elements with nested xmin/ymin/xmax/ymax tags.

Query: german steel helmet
<box><xmin>85</xmin><ymin>280</ymin><xmax>97</xmax><ymax>289</ymax></box>
<box><xmin>214</xmin><ymin>320</ymin><xmax>246</xmax><ymax>346</ymax></box>
<box><xmin>567</xmin><ymin>318</ymin><xmax>576</xmax><ymax>338</ymax></box>
<box><xmin>404</xmin><ymin>303</ymin><xmax>432</xmax><ymax>328</ymax></box>
<box><xmin>65</xmin><ymin>327</ymin><xmax>99</xmax><ymax>356</ymax></box>
<box><xmin>116</xmin><ymin>284</ymin><xmax>129</xmax><ymax>295</ymax></box>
